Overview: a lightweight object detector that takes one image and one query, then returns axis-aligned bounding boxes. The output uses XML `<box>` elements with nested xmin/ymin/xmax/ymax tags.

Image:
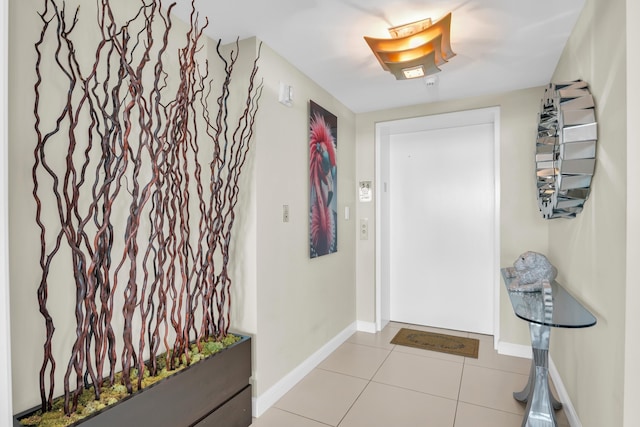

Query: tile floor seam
<box><xmin>332</xmin><ymin>342</ymin><xmax>397</xmax><ymax>426</ymax></box>
<box><xmin>452</xmin><ymin>358</ymin><xmax>467</xmax><ymax>427</ymax></box>
<box><xmin>465</xmin><ymin>362</ymin><xmax>531</xmax><ymax>376</ymax></box>
<box><xmin>335</xmin><ymin>379</ymin><xmax>372</xmax><ymax>427</ymax></box>
<box><xmin>250</xmin><ymin>325</ymin><xmax>558</xmax><ymax>427</ymax></box>
<box><xmin>457</xmin><ymin>400</ymin><xmax>527</xmax><ymax>419</ymax></box>
<box><xmin>456</xmin><ymin>391</ymin><xmax>526</xmax><ymax>417</ymax></box>
<box><xmin>391</xmin><ymin>348</ymin><xmax>466</xmax><ymax>364</ymax></box>
<box><xmin>314</xmin><ymin>366</ymin><xmax>379</xmax><ymax>382</ymax></box>
<box><xmin>276</xmin><ymin>408</ymin><xmax>335</xmax><ymax>427</ymax></box>
<box><xmin>344</xmin><ymin>340</ymin><xmax>395</xmax><ymax>352</ymax></box>
<box><xmin>367</xmin><ymin>378</ymin><xmax>459</xmax><ymax>404</ymax></box>
<box><xmin>373</xmin><ymin>343</ymin><xmax>395</xmax><ymax>376</ymax></box>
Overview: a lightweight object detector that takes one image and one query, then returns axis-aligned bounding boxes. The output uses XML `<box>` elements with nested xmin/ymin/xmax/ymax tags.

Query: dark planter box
<box><xmin>14</xmin><ymin>335</ymin><xmax>252</xmax><ymax>427</ymax></box>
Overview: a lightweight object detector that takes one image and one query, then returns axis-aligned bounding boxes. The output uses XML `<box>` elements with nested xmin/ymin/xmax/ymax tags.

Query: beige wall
<box><xmin>355</xmin><ymin>3</ymin><xmax>637</xmax><ymax>423</ymax></box>
<box><xmin>6</xmin><ymin>0</ymin><xmax>637</xmax><ymax>423</ymax></box>
<box><xmin>249</xmin><ymin>42</ymin><xmax>357</xmax><ymax>396</ymax></box>
<box><xmin>549</xmin><ymin>0</ymin><xmax>629</xmax><ymax>425</ymax></box>
<box><xmin>1</xmin><ymin>0</ymin><xmax>13</xmax><ymax>423</ymax></box>
<box><xmin>7</xmin><ymin>0</ymin><xmax>218</xmax><ymax>410</ymax></box>
<box><xmin>624</xmin><ymin>0</ymin><xmax>640</xmax><ymax>425</ymax></box>
<box><xmin>10</xmin><ymin>0</ymin><xmax>91</xmax><ymax>410</ymax></box>
<box><xmin>7</xmin><ymin>0</ymin><xmax>356</xmax><ymax>413</ymax></box>
<box><xmin>355</xmin><ymin>87</ymin><xmax>550</xmax><ymax>346</ymax></box>
<box><xmin>9</xmin><ymin>0</ymin><xmax>237</xmax><ymax>410</ymax></box>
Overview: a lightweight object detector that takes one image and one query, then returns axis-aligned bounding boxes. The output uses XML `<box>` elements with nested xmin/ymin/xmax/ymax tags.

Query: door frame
<box><xmin>375</xmin><ymin>107</ymin><xmax>501</xmax><ymax>343</ymax></box>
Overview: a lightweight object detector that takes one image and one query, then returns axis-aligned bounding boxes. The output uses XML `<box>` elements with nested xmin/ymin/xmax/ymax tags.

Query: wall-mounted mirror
<box><xmin>536</xmin><ymin>80</ymin><xmax>597</xmax><ymax>219</ymax></box>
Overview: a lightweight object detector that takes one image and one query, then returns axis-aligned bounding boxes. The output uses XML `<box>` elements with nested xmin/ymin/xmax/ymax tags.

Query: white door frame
<box><xmin>375</xmin><ymin>107</ymin><xmax>501</xmax><ymax>342</ymax></box>
<box><xmin>1</xmin><ymin>0</ymin><xmax>14</xmax><ymax>422</ymax></box>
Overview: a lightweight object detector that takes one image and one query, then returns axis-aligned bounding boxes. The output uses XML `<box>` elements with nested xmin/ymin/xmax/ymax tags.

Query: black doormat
<box><xmin>391</xmin><ymin>328</ymin><xmax>480</xmax><ymax>358</ymax></box>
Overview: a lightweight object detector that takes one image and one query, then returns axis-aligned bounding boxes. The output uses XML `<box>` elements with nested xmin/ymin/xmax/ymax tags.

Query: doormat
<box><xmin>391</xmin><ymin>328</ymin><xmax>480</xmax><ymax>358</ymax></box>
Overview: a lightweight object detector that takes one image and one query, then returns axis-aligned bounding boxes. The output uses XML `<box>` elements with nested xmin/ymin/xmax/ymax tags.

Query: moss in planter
<box><xmin>19</xmin><ymin>334</ymin><xmax>241</xmax><ymax>427</ymax></box>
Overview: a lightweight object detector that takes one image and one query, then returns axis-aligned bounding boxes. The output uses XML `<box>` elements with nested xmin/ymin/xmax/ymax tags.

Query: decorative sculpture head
<box><xmin>509</xmin><ymin>251</ymin><xmax>557</xmax><ymax>292</ymax></box>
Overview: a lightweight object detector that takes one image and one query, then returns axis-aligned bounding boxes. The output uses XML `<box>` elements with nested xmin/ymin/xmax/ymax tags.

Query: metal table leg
<box><xmin>513</xmin><ymin>323</ymin><xmax>561</xmax><ymax>427</ymax></box>
<box><xmin>514</xmin><ymin>360</ymin><xmax>562</xmax><ymax>410</ymax></box>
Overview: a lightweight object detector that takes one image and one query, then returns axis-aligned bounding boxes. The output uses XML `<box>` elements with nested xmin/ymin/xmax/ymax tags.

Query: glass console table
<box><xmin>501</xmin><ymin>268</ymin><xmax>596</xmax><ymax>427</ymax></box>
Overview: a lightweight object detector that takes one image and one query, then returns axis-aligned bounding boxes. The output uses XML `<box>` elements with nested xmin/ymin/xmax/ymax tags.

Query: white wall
<box><xmin>356</xmin><ymin>87</ymin><xmax>549</xmax><ymax>347</ymax></box>
<box><xmin>549</xmin><ymin>0</ymin><xmax>627</xmax><ymax>425</ymax></box>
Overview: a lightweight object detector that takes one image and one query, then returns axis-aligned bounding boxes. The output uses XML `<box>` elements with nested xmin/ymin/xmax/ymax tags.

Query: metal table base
<box><xmin>501</xmin><ymin>268</ymin><xmax>596</xmax><ymax>427</ymax></box>
<box><xmin>513</xmin><ymin>323</ymin><xmax>562</xmax><ymax>427</ymax></box>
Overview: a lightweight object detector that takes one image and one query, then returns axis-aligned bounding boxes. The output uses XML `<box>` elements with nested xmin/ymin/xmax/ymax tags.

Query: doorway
<box><xmin>375</xmin><ymin>107</ymin><xmax>500</xmax><ymax>335</ymax></box>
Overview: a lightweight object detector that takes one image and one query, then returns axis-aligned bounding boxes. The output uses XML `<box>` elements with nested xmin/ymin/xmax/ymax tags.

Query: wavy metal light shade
<box><xmin>364</xmin><ymin>13</ymin><xmax>455</xmax><ymax>80</ymax></box>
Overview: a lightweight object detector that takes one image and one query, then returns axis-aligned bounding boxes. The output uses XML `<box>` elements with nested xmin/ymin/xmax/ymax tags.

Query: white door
<box><xmin>389</xmin><ymin>123</ymin><xmax>495</xmax><ymax>334</ymax></box>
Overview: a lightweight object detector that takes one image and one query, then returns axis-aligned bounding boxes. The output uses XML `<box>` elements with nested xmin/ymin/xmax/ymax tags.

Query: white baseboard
<box><xmin>252</xmin><ymin>322</ymin><xmax>357</xmax><ymax>417</ymax></box>
<box><xmin>498</xmin><ymin>340</ymin><xmax>581</xmax><ymax>427</ymax></box>
<box><xmin>356</xmin><ymin>320</ymin><xmax>377</xmax><ymax>333</ymax></box>
<box><xmin>497</xmin><ymin>341</ymin><xmax>532</xmax><ymax>359</ymax></box>
<box><xmin>549</xmin><ymin>357</ymin><xmax>582</xmax><ymax>427</ymax></box>
<box><xmin>252</xmin><ymin>333</ymin><xmax>582</xmax><ymax>425</ymax></box>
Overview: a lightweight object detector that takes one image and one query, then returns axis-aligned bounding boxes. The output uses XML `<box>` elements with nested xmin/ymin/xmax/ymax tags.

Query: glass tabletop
<box><xmin>501</xmin><ymin>268</ymin><xmax>597</xmax><ymax>328</ymax></box>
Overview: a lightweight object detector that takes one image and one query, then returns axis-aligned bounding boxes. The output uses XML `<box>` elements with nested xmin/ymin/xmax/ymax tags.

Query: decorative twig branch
<box><xmin>33</xmin><ymin>0</ymin><xmax>262</xmax><ymax>417</ymax></box>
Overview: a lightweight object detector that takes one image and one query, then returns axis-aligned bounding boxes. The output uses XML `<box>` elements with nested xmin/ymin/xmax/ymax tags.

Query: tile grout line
<box><xmin>452</xmin><ymin>355</ymin><xmax>468</xmax><ymax>427</ymax></box>
<box><xmin>255</xmin><ymin>327</ymin><xmax>536</xmax><ymax>426</ymax></box>
<box><xmin>276</xmin><ymin>408</ymin><xmax>335</xmax><ymax>427</ymax></box>
<box><xmin>370</xmin><ymin>341</ymin><xmax>461</xmax><ymax>419</ymax></box>
<box><xmin>335</xmin><ymin>344</ymin><xmax>396</xmax><ymax>427</ymax></box>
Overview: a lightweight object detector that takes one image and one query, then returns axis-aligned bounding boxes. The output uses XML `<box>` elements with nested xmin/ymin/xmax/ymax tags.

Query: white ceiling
<box><xmin>170</xmin><ymin>0</ymin><xmax>585</xmax><ymax>113</ymax></box>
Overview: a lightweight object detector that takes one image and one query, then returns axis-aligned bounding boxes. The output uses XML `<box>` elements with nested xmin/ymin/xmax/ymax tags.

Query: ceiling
<box><xmin>170</xmin><ymin>0</ymin><xmax>585</xmax><ymax>114</ymax></box>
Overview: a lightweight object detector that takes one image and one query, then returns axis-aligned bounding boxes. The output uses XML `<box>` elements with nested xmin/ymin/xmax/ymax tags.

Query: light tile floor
<box><xmin>251</xmin><ymin>322</ymin><xmax>570</xmax><ymax>427</ymax></box>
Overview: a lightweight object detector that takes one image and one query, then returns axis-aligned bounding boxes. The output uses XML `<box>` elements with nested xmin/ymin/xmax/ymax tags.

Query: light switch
<box><xmin>283</xmin><ymin>204</ymin><xmax>289</xmax><ymax>222</ymax></box>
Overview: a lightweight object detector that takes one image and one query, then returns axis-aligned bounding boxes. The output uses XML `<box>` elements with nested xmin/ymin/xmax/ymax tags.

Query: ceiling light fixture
<box><xmin>364</xmin><ymin>13</ymin><xmax>455</xmax><ymax>80</ymax></box>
